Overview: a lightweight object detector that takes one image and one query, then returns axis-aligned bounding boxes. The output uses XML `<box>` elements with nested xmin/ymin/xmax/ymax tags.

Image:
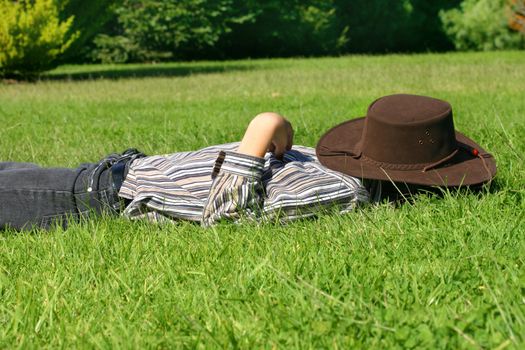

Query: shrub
<box><xmin>440</xmin><ymin>0</ymin><xmax>525</xmax><ymax>50</ymax></box>
<box><xmin>215</xmin><ymin>0</ymin><xmax>344</xmax><ymax>58</ymax></box>
<box><xmin>0</xmin><ymin>0</ymin><xmax>77</xmax><ymax>78</ymax></box>
<box><xmin>91</xmin><ymin>0</ymin><xmax>463</xmax><ymax>62</ymax></box>
<box><xmin>508</xmin><ymin>0</ymin><xmax>525</xmax><ymax>34</ymax></box>
<box><xmin>331</xmin><ymin>0</ymin><xmax>461</xmax><ymax>53</ymax></box>
<box><xmin>91</xmin><ymin>0</ymin><xmax>348</xmax><ymax>62</ymax></box>
<box><xmin>87</xmin><ymin>0</ymin><xmax>524</xmax><ymax>62</ymax></box>
<box><xmin>91</xmin><ymin>34</ymin><xmax>155</xmax><ymax>64</ymax></box>
<box><xmin>59</xmin><ymin>0</ymin><xmax>119</xmax><ymax>63</ymax></box>
<box><xmin>91</xmin><ymin>0</ymin><xmax>242</xmax><ymax>63</ymax></box>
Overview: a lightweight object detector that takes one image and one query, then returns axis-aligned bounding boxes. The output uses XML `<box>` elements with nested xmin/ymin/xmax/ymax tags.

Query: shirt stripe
<box><xmin>119</xmin><ymin>142</ymin><xmax>370</xmax><ymax>226</ymax></box>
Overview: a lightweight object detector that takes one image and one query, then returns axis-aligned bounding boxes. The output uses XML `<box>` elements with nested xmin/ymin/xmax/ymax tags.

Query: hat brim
<box><xmin>316</xmin><ymin>117</ymin><xmax>497</xmax><ymax>187</ymax></box>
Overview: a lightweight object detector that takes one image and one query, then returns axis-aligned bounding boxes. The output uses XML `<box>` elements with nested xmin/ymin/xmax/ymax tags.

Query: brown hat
<box><xmin>316</xmin><ymin>94</ymin><xmax>496</xmax><ymax>186</ymax></box>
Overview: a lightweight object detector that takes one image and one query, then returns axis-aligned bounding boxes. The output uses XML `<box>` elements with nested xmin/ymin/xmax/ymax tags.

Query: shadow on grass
<box><xmin>370</xmin><ymin>178</ymin><xmax>503</xmax><ymax>206</ymax></box>
<box><xmin>41</xmin><ymin>62</ymin><xmax>267</xmax><ymax>81</ymax></box>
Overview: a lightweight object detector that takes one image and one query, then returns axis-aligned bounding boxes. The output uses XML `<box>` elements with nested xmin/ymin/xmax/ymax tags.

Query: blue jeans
<box><xmin>0</xmin><ymin>160</ymin><xmax>122</xmax><ymax>231</ymax></box>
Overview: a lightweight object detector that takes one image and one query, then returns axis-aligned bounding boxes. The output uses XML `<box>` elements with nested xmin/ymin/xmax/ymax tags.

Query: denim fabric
<box><xmin>0</xmin><ymin>160</ymin><xmax>120</xmax><ymax>231</ymax></box>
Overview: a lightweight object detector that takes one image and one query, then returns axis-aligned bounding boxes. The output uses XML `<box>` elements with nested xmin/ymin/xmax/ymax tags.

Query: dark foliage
<box><xmin>68</xmin><ymin>0</ymin><xmax>522</xmax><ymax>63</ymax></box>
<box><xmin>90</xmin><ymin>0</ymin><xmax>243</xmax><ymax>63</ymax></box>
<box><xmin>59</xmin><ymin>0</ymin><xmax>120</xmax><ymax>62</ymax></box>
<box><xmin>213</xmin><ymin>0</ymin><xmax>343</xmax><ymax>59</ymax></box>
<box><xmin>333</xmin><ymin>0</ymin><xmax>462</xmax><ymax>53</ymax></box>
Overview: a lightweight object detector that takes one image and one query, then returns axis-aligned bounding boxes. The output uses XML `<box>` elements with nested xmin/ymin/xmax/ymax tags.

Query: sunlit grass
<box><xmin>1</xmin><ymin>51</ymin><xmax>524</xmax><ymax>348</ymax></box>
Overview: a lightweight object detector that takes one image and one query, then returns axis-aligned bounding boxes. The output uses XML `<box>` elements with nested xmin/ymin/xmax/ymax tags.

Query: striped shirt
<box><xmin>118</xmin><ymin>142</ymin><xmax>370</xmax><ymax>226</ymax></box>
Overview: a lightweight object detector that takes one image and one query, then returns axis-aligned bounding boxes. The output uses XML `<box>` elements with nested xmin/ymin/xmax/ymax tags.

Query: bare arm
<box><xmin>237</xmin><ymin>112</ymin><xmax>294</xmax><ymax>159</ymax></box>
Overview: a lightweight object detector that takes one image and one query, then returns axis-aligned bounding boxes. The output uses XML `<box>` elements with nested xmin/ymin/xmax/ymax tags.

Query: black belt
<box><xmin>110</xmin><ymin>158</ymin><xmax>130</xmax><ymax>192</ymax></box>
<box><xmin>110</xmin><ymin>148</ymin><xmax>146</xmax><ymax>192</ymax></box>
<box><xmin>79</xmin><ymin>149</ymin><xmax>146</xmax><ymax>215</ymax></box>
<box><xmin>87</xmin><ymin>149</ymin><xmax>145</xmax><ymax>193</ymax></box>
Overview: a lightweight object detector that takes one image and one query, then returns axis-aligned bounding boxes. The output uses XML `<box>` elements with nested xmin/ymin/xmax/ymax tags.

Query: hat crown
<box><xmin>368</xmin><ymin>94</ymin><xmax>451</xmax><ymax>124</ymax></box>
<box><xmin>361</xmin><ymin>94</ymin><xmax>457</xmax><ymax>164</ymax></box>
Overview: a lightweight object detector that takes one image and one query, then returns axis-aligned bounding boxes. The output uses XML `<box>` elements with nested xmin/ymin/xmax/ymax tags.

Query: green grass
<box><xmin>1</xmin><ymin>51</ymin><xmax>524</xmax><ymax>348</ymax></box>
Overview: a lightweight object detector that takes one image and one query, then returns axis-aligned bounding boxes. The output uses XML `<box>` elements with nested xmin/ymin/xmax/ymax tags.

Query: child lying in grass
<box><xmin>0</xmin><ymin>94</ymin><xmax>496</xmax><ymax>231</ymax></box>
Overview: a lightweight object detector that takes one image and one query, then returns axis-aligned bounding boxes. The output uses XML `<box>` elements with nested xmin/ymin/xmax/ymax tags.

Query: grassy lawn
<box><xmin>1</xmin><ymin>51</ymin><xmax>524</xmax><ymax>348</ymax></box>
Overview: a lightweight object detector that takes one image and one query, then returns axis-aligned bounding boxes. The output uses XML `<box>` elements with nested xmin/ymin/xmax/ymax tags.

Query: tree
<box><xmin>0</xmin><ymin>0</ymin><xmax>77</xmax><ymax>78</ymax></box>
<box><xmin>59</xmin><ymin>0</ymin><xmax>120</xmax><ymax>62</ymax></box>
<box><xmin>91</xmin><ymin>0</ymin><xmax>242</xmax><ymax>63</ymax></box>
<box><xmin>440</xmin><ymin>0</ymin><xmax>525</xmax><ymax>50</ymax></box>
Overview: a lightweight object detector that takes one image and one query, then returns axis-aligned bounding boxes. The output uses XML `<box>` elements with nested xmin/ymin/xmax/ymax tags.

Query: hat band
<box><xmin>359</xmin><ymin>148</ymin><xmax>458</xmax><ymax>172</ymax></box>
<box><xmin>318</xmin><ymin>146</ymin><xmax>460</xmax><ymax>172</ymax></box>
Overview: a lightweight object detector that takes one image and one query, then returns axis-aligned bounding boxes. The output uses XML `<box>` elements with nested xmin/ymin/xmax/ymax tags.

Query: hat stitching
<box><xmin>356</xmin><ymin>149</ymin><xmax>459</xmax><ymax>171</ymax></box>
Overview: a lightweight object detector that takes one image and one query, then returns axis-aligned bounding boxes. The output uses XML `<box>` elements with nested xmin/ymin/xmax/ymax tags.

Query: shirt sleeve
<box><xmin>202</xmin><ymin>150</ymin><xmax>266</xmax><ymax>226</ymax></box>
